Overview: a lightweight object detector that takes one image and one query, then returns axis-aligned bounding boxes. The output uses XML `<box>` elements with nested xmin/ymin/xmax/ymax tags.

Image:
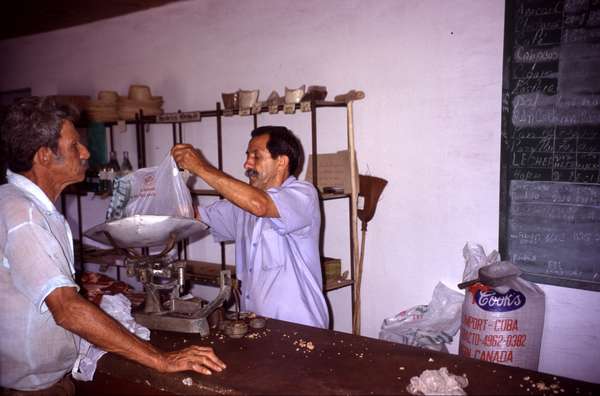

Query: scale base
<box><xmin>134</xmin><ymin>311</ymin><xmax>210</xmax><ymax>336</ymax></box>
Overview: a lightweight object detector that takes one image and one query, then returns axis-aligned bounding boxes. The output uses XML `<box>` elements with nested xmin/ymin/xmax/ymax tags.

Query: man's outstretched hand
<box><xmin>159</xmin><ymin>345</ymin><xmax>226</xmax><ymax>375</ymax></box>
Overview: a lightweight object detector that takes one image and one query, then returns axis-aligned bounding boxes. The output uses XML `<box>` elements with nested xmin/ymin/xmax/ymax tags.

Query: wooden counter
<box><xmin>76</xmin><ymin>318</ymin><xmax>599</xmax><ymax>395</ymax></box>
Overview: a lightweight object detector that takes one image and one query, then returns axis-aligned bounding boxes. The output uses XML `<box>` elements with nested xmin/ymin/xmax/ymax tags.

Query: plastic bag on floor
<box><xmin>72</xmin><ymin>293</ymin><xmax>150</xmax><ymax>381</ymax></box>
<box><xmin>106</xmin><ymin>154</ymin><xmax>193</xmax><ymax>220</ymax></box>
<box><xmin>379</xmin><ymin>282</ymin><xmax>464</xmax><ymax>352</ymax></box>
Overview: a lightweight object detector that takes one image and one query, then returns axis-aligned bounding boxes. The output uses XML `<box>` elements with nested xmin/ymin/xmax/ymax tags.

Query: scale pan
<box><xmin>84</xmin><ymin>215</ymin><xmax>209</xmax><ymax>248</ymax></box>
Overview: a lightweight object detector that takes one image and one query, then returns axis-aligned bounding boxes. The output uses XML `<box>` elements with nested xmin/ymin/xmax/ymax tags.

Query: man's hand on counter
<box><xmin>159</xmin><ymin>345</ymin><xmax>226</xmax><ymax>375</ymax></box>
<box><xmin>46</xmin><ymin>286</ymin><xmax>226</xmax><ymax>376</ymax></box>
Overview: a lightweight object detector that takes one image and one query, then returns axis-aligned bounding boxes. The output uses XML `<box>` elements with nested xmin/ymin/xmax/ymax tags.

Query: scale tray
<box><xmin>84</xmin><ymin>215</ymin><xmax>209</xmax><ymax>248</ymax></box>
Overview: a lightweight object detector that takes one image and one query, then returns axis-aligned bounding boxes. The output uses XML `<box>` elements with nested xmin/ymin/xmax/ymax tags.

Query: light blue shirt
<box><xmin>200</xmin><ymin>176</ymin><xmax>329</xmax><ymax>328</ymax></box>
<box><xmin>0</xmin><ymin>170</ymin><xmax>80</xmax><ymax>391</ymax></box>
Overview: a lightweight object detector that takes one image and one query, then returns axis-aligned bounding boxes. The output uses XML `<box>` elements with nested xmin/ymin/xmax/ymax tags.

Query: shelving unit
<box><xmin>67</xmin><ymin>98</ymin><xmax>360</xmax><ymax>326</ymax></box>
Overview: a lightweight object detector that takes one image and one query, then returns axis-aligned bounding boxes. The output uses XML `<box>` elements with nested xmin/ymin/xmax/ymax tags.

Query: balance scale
<box><xmin>85</xmin><ymin>215</ymin><xmax>231</xmax><ymax>336</ymax></box>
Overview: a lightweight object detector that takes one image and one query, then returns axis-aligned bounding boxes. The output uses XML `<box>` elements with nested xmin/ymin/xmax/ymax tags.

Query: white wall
<box><xmin>1</xmin><ymin>0</ymin><xmax>598</xmax><ymax>383</ymax></box>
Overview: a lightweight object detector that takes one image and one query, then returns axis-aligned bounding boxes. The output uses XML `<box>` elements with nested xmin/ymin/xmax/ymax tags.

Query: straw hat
<box><xmin>97</xmin><ymin>90</ymin><xmax>119</xmax><ymax>103</ymax></box>
<box><xmin>128</xmin><ymin>85</ymin><xmax>152</xmax><ymax>101</ymax></box>
<box><xmin>85</xmin><ymin>90</ymin><xmax>119</xmax><ymax>122</ymax></box>
<box><xmin>117</xmin><ymin>84</ymin><xmax>164</xmax><ymax>120</ymax></box>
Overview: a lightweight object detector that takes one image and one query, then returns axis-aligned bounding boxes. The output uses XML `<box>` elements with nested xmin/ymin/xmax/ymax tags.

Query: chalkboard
<box><xmin>500</xmin><ymin>0</ymin><xmax>600</xmax><ymax>291</ymax></box>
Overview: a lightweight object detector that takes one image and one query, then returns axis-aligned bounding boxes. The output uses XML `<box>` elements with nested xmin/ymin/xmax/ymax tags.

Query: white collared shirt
<box><xmin>0</xmin><ymin>170</ymin><xmax>80</xmax><ymax>391</ymax></box>
<box><xmin>200</xmin><ymin>176</ymin><xmax>329</xmax><ymax>329</ymax></box>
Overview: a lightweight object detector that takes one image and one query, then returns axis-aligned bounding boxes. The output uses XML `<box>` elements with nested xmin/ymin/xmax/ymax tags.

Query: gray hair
<box><xmin>1</xmin><ymin>96</ymin><xmax>79</xmax><ymax>174</ymax></box>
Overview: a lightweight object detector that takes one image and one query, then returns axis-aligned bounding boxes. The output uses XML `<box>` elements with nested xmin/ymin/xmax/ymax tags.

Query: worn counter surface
<box><xmin>76</xmin><ymin>318</ymin><xmax>599</xmax><ymax>395</ymax></box>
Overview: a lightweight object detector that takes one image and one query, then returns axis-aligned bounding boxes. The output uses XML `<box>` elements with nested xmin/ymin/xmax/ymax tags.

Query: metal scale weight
<box><xmin>85</xmin><ymin>215</ymin><xmax>231</xmax><ymax>336</ymax></box>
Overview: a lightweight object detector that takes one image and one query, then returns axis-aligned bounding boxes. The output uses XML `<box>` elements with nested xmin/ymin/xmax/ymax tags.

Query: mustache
<box><xmin>245</xmin><ymin>169</ymin><xmax>258</xmax><ymax>178</ymax></box>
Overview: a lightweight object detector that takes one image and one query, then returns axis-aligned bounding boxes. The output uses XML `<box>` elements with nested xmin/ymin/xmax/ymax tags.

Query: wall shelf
<box><xmin>66</xmin><ymin>96</ymin><xmax>359</xmax><ymax>327</ymax></box>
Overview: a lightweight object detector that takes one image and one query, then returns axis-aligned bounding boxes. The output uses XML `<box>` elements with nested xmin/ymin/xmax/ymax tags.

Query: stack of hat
<box><xmin>117</xmin><ymin>85</ymin><xmax>164</xmax><ymax>120</ymax></box>
<box><xmin>86</xmin><ymin>91</ymin><xmax>119</xmax><ymax>123</ymax></box>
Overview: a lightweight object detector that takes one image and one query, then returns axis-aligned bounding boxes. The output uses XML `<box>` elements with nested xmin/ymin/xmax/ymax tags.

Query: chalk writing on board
<box><xmin>507</xmin><ymin>180</ymin><xmax>600</xmax><ymax>285</ymax></box>
<box><xmin>500</xmin><ymin>0</ymin><xmax>600</xmax><ymax>289</ymax></box>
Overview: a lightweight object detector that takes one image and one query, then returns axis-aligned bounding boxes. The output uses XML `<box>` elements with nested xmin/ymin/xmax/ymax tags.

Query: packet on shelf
<box><xmin>221</xmin><ymin>92</ymin><xmax>239</xmax><ymax>110</ymax></box>
<box><xmin>285</xmin><ymin>85</ymin><xmax>305</xmax><ymax>104</ymax></box>
<box><xmin>238</xmin><ymin>89</ymin><xmax>259</xmax><ymax>109</ymax></box>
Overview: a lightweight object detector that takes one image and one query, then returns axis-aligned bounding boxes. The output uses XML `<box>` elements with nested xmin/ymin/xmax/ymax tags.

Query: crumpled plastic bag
<box><xmin>407</xmin><ymin>367</ymin><xmax>468</xmax><ymax>395</ymax></box>
<box><xmin>461</xmin><ymin>241</ymin><xmax>500</xmax><ymax>285</ymax></box>
<box><xmin>379</xmin><ymin>282</ymin><xmax>464</xmax><ymax>352</ymax></box>
<box><xmin>72</xmin><ymin>293</ymin><xmax>150</xmax><ymax>381</ymax></box>
<box><xmin>462</xmin><ymin>242</ymin><xmax>519</xmax><ymax>294</ymax></box>
<box><xmin>106</xmin><ymin>154</ymin><xmax>193</xmax><ymax>221</ymax></box>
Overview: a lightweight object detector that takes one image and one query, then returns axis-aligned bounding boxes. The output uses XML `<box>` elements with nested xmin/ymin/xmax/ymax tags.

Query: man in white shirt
<box><xmin>0</xmin><ymin>97</ymin><xmax>226</xmax><ymax>394</ymax></box>
<box><xmin>171</xmin><ymin>126</ymin><xmax>329</xmax><ymax>328</ymax></box>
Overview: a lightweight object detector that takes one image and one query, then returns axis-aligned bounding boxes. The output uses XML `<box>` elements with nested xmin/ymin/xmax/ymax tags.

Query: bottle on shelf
<box><xmin>108</xmin><ymin>151</ymin><xmax>121</xmax><ymax>173</ymax></box>
<box><xmin>85</xmin><ymin>167</ymin><xmax>100</xmax><ymax>193</ymax></box>
<box><xmin>120</xmin><ymin>151</ymin><xmax>133</xmax><ymax>176</ymax></box>
<box><xmin>106</xmin><ymin>151</ymin><xmax>121</xmax><ymax>193</ymax></box>
<box><xmin>98</xmin><ymin>167</ymin><xmax>109</xmax><ymax>194</ymax></box>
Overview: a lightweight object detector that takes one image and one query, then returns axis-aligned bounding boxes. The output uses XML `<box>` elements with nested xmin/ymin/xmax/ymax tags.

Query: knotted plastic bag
<box><xmin>106</xmin><ymin>154</ymin><xmax>193</xmax><ymax>220</ymax></box>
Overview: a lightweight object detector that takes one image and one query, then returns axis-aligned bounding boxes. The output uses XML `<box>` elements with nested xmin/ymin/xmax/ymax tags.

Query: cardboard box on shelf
<box><xmin>321</xmin><ymin>257</ymin><xmax>341</xmax><ymax>282</ymax></box>
<box><xmin>305</xmin><ymin>150</ymin><xmax>358</xmax><ymax>195</ymax></box>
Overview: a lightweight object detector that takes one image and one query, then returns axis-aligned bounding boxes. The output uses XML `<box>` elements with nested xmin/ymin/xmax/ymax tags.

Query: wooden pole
<box><xmin>347</xmin><ymin>101</ymin><xmax>361</xmax><ymax>335</ymax></box>
<box><xmin>334</xmin><ymin>90</ymin><xmax>365</xmax><ymax>335</ymax></box>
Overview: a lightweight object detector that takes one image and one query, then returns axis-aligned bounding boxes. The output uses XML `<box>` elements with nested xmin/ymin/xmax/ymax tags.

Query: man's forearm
<box><xmin>171</xmin><ymin>143</ymin><xmax>278</xmax><ymax>217</ymax></box>
<box><xmin>49</xmin><ymin>288</ymin><xmax>164</xmax><ymax>372</ymax></box>
<box><xmin>192</xmin><ymin>161</ymin><xmax>276</xmax><ymax>217</ymax></box>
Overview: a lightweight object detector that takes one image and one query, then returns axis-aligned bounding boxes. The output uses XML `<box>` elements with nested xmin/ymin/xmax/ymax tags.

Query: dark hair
<box><xmin>251</xmin><ymin>126</ymin><xmax>305</xmax><ymax>177</ymax></box>
<box><xmin>0</xmin><ymin>96</ymin><xmax>79</xmax><ymax>173</ymax></box>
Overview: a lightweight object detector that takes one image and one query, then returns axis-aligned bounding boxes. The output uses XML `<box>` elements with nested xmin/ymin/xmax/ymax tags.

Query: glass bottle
<box><xmin>108</xmin><ymin>151</ymin><xmax>121</xmax><ymax>173</ymax></box>
<box><xmin>120</xmin><ymin>151</ymin><xmax>133</xmax><ymax>176</ymax></box>
<box><xmin>98</xmin><ymin>167</ymin><xmax>109</xmax><ymax>194</ymax></box>
<box><xmin>106</xmin><ymin>151</ymin><xmax>120</xmax><ymax>193</ymax></box>
<box><xmin>87</xmin><ymin>167</ymin><xmax>100</xmax><ymax>193</ymax></box>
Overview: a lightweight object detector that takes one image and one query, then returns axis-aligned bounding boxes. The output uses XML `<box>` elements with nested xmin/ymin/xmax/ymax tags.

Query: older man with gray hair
<box><xmin>0</xmin><ymin>97</ymin><xmax>225</xmax><ymax>395</ymax></box>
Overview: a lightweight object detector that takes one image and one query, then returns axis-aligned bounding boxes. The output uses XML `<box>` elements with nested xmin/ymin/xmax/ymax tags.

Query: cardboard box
<box><xmin>321</xmin><ymin>256</ymin><xmax>341</xmax><ymax>282</ymax></box>
<box><xmin>305</xmin><ymin>150</ymin><xmax>358</xmax><ymax>194</ymax></box>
